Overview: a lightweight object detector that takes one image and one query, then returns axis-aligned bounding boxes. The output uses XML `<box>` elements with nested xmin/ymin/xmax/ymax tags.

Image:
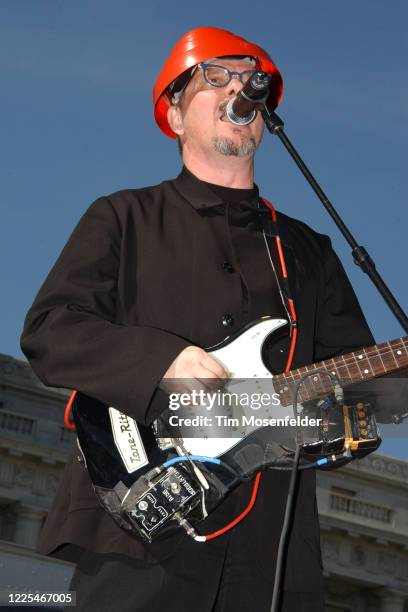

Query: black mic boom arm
<box><xmin>261</xmin><ymin>105</ymin><xmax>408</xmax><ymax>334</ymax></box>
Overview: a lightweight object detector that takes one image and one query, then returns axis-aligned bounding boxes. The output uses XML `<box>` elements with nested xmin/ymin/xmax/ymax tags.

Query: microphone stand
<box><xmin>261</xmin><ymin>105</ymin><xmax>408</xmax><ymax>334</ymax></box>
<box><xmin>259</xmin><ymin>104</ymin><xmax>408</xmax><ymax>612</ymax></box>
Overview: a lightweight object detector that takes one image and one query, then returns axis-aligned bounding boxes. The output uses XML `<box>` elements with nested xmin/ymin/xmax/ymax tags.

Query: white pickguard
<box><xmin>209</xmin><ymin>317</ymin><xmax>285</xmax><ymax>378</ymax></box>
<box><xmin>170</xmin><ymin>317</ymin><xmax>297</xmax><ymax>458</ymax></box>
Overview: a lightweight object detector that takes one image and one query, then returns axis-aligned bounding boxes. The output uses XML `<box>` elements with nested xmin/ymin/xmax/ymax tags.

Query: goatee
<box><xmin>211</xmin><ymin>136</ymin><xmax>257</xmax><ymax>158</ymax></box>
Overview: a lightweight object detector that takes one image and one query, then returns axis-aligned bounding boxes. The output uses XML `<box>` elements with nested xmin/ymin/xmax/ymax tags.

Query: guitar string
<box><xmin>277</xmin><ymin>350</ymin><xmax>407</xmax><ymax>403</ymax></box>
<box><xmin>284</xmin><ymin>340</ymin><xmax>408</xmax><ymax>378</ymax></box>
<box><xmin>275</xmin><ymin>328</ymin><xmax>407</xmax><ymax>391</ymax></box>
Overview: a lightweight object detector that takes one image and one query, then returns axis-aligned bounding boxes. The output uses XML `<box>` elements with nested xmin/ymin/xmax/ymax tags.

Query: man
<box><xmin>21</xmin><ymin>27</ymin><xmax>374</xmax><ymax>611</ymax></box>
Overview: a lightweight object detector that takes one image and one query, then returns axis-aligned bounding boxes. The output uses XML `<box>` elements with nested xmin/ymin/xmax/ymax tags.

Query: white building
<box><xmin>0</xmin><ymin>353</ymin><xmax>407</xmax><ymax>611</ymax></box>
<box><xmin>318</xmin><ymin>454</ymin><xmax>408</xmax><ymax>611</ymax></box>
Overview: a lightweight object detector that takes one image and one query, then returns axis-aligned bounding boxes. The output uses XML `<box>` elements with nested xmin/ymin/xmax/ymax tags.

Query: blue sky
<box><xmin>1</xmin><ymin>1</ymin><xmax>407</xmax><ymax>457</ymax></box>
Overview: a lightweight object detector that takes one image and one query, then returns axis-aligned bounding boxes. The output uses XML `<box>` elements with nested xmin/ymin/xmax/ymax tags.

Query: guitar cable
<box><xmin>162</xmin><ymin>455</ymin><xmax>243</xmax><ymax>482</ymax></box>
<box><xmin>166</xmin><ymin>199</ymin><xmax>302</xmax><ymax>545</ymax></box>
<box><xmin>173</xmin><ymin>198</ymin><xmax>301</xmax><ymax>544</ymax></box>
<box><xmin>172</xmin><ymin>471</ymin><xmax>263</xmax><ymax>543</ymax></box>
<box><xmin>260</xmin><ymin>197</ymin><xmax>298</xmax><ymax>373</ymax></box>
<box><xmin>269</xmin><ymin>369</ymin><xmax>344</xmax><ymax>612</ymax></box>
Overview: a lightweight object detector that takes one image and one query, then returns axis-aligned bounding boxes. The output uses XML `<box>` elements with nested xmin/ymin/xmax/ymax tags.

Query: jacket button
<box><xmin>222</xmin><ymin>314</ymin><xmax>234</xmax><ymax>327</ymax></box>
<box><xmin>222</xmin><ymin>261</ymin><xmax>234</xmax><ymax>273</ymax></box>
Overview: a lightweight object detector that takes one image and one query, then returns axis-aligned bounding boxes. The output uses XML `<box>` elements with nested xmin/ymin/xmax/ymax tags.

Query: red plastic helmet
<box><xmin>153</xmin><ymin>26</ymin><xmax>283</xmax><ymax>139</ymax></box>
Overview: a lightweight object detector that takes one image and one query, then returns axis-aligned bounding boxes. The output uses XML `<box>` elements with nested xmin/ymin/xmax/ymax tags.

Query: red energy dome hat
<box><xmin>153</xmin><ymin>26</ymin><xmax>284</xmax><ymax>139</ymax></box>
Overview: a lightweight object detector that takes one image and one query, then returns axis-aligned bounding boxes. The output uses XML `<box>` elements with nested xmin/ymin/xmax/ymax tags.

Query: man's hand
<box><xmin>163</xmin><ymin>346</ymin><xmax>226</xmax><ymax>380</ymax></box>
<box><xmin>160</xmin><ymin>346</ymin><xmax>226</xmax><ymax>395</ymax></box>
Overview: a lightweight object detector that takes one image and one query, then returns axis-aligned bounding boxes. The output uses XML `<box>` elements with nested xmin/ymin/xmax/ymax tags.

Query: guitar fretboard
<box><xmin>273</xmin><ymin>336</ymin><xmax>408</xmax><ymax>406</ymax></box>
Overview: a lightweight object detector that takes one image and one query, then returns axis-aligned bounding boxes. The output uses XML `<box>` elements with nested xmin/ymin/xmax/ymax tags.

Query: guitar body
<box><xmin>74</xmin><ymin>317</ymin><xmax>289</xmax><ymax>484</ymax></box>
<box><xmin>73</xmin><ymin>316</ymin><xmax>382</xmax><ymax>542</ymax></box>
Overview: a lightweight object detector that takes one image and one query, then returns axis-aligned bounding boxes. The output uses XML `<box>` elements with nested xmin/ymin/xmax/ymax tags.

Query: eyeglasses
<box><xmin>197</xmin><ymin>63</ymin><xmax>256</xmax><ymax>88</ymax></box>
<box><xmin>170</xmin><ymin>62</ymin><xmax>257</xmax><ymax>104</ymax></box>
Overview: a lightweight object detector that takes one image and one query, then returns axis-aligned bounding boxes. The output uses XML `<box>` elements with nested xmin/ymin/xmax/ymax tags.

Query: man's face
<box><xmin>168</xmin><ymin>58</ymin><xmax>265</xmax><ymax>158</ymax></box>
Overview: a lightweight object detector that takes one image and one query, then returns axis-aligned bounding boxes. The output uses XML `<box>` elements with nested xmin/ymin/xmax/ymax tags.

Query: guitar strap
<box><xmin>198</xmin><ymin>198</ymin><xmax>301</xmax><ymax>542</ymax></box>
<box><xmin>260</xmin><ymin>197</ymin><xmax>298</xmax><ymax>373</ymax></box>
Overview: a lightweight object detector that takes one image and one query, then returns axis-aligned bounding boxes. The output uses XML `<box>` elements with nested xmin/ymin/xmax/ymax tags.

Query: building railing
<box><xmin>329</xmin><ymin>492</ymin><xmax>394</xmax><ymax>524</ymax></box>
<box><xmin>0</xmin><ymin>410</ymin><xmax>34</xmax><ymax>436</ymax></box>
<box><xmin>0</xmin><ymin>407</ymin><xmax>75</xmax><ymax>450</ymax></box>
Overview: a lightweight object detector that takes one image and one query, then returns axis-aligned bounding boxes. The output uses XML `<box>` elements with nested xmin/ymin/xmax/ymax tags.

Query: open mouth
<box><xmin>218</xmin><ymin>103</ymin><xmax>252</xmax><ymax>125</ymax></box>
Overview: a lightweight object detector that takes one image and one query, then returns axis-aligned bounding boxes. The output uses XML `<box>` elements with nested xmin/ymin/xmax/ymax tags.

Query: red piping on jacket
<box><xmin>261</xmin><ymin>197</ymin><xmax>298</xmax><ymax>374</ymax></box>
<box><xmin>64</xmin><ymin>389</ymin><xmax>77</xmax><ymax>430</ymax></box>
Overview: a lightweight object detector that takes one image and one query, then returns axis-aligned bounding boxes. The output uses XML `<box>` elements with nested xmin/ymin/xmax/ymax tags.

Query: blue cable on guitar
<box><xmin>163</xmin><ymin>455</ymin><xmax>220</xmax><ymax>468</ymax></box>
<box><xmin>162</xmin><ymin>453</ymin><xmax>349</xmax><ymax>472</ymax></box>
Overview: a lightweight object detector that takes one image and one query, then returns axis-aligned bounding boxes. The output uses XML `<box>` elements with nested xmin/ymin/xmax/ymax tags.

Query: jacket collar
<box><xmin>173</xmin><ymin>164</ymin><xmax>298</xmax><ymax>307</ymax></box>
<box><xmin>173</xmin><ymin>165</ymin><xmax>261</xmax><ymax>210</ymax></box>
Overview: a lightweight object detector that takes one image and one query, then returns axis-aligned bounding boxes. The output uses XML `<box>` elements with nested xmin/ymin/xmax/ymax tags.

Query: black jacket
<box><xmin>20</xmin><ymin>166</ymin><xmax>374</xmax><ymax>592</ymax></box>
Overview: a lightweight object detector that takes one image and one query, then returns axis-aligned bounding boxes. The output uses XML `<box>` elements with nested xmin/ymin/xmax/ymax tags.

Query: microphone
<box><xmin>226</xmin><ymin>71</ymin><xmax>272</xmax><ymax>126</ymax></box>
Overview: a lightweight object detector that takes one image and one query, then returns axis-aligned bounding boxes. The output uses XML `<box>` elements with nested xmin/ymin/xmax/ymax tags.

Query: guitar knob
<box><xmin>170</xmin><ymin>482</ymin><xmax>181</xmax><ymax>494</ymax></box>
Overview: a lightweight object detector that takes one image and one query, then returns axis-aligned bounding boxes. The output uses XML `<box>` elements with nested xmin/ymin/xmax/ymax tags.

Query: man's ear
<box><xmin>167</xmin><ymin>104</ymin><xmax>185</xmax><ymax>136</ymax></box>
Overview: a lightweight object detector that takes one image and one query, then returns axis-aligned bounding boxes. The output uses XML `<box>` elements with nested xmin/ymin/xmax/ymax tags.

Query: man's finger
<box><xmin>200</xmin><ymin>354</ymin><xmax>226</xmax><ymax>378</ymax></box>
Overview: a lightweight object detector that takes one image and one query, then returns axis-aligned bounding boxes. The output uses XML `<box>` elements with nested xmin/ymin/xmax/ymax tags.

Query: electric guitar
<box><xmin>73</xmin><ymin>316</ymin><xmax>407</xmax><ymax>542</ymax></box>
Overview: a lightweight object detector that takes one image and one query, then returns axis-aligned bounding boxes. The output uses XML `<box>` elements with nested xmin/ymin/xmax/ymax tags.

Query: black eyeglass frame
<box><xmin>169</xmin><ymin>61</ymin><xmax>257</xmax><ymax>104</ymax></box>
<box><xmin>196</xmin><ymin>62</ymin><xmax>257</xmax><ymax>88</ymax></box>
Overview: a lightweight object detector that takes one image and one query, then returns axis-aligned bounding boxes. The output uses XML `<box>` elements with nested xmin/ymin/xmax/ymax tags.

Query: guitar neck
<box><xmin>273</xmin><ymin>336</ymin><xmax>408</xmax><ymax>406</ymax></box>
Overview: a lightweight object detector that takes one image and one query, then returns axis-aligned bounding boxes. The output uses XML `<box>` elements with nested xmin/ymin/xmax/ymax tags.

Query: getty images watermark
<box><xmin>166</xmin><ymin>389</ymin><xmax>322</xmax><ymax>430</ymax></box>
<box><xmin>168</xmin><ymin>389</ymin><xmax>282</xmax><ymax>411</ymax></box>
